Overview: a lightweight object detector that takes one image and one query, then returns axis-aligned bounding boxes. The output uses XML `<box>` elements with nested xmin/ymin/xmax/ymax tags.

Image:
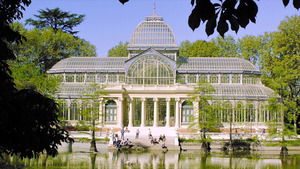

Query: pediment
<box><xmin>124</xmin><ymin>48</ymin><xmax>176</xmax><ymax>72</ymax></box>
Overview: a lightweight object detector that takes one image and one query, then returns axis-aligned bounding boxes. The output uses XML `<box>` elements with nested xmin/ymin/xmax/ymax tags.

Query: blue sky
<box><xmin>20</xmin><ymin>0</ymin><xmax>299</xmax><ymax>56</ymax></box>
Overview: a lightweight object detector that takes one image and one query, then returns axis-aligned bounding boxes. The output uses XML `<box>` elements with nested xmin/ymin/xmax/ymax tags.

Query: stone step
<box><xmin>120</xmin><ymin>127</ymin><xmax>178</xmax><ymax>137</ymax></box>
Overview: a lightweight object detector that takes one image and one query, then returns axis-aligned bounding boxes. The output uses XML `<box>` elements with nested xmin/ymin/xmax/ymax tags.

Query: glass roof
<box><xmin>48</xmin><ymin>55</ymin><xmax>260</xmax><ymax>74</ymax></box>
<box><xmin>177</xmin><ymin>57</ymin><xmax>260</xmax><ymax>74</ymax></box>
<box><xmin>128</xmin><ymin>14</ymin><xmax>178</xmax><ymax>48</ymax></box>
<box><xmin>47</xmin><ymin>57</ymin><xmax>127</xmax><ymax>73</ymax></box>
<box><xmin>56</xmin><ymin>83</ymin><xmax>274</xmax><ymax>100</ymax></box>
<box><xmin>210</xmin><ymin>84</ymin><xmax>274</xmax><ymax>100</ymax></box>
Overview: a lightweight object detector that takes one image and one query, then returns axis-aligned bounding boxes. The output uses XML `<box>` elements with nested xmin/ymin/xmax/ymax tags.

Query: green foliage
<box><xmin>25</xmin><ymin>8</ymin><xmax>85</xmax><ymax>35</ymax></box>
<box><xmin>0</xmin><ymin>155</ymin><xmax>25</xmax><ymax>169</ymax></box>
<box><xmin>179</xmin><ymin>40</ymin><xmax>219</xmax><ymax>57</ymax></box>
<box><xmin>81</xmin><ymin>83</ymin><xmax>106</xmax><ymax>124</ymax></box>
<box><xmin>213</xmin><ymin>36</ymin><xmax>239</xmax><ymax>57</ymax></box>
<box><xmin>261</xmin><ymin>16</ymin><xmax>300</xmax><ymax>135</ymax></box>
<box><xmin>238</xmin><ymin>35</ymin><xmax>262</xmax><ymax>65</ymax></box>
<box><xmin>245</xmin><ymin>136</ymin><xmax>260</xmax><ymax>145</ymax></box>
<box><xmin>9</xmin><ymin>61</ymin><xmax>59</xmax><ymax>96</ymax></box>
<box><xmin>264</xmin><ymin>139</ymin><xmax>300</xmax><ymax>146</ymax></box>
<box><xmin>1</xmin><ymin>89</ymin><xmax>73</xmax><ymax>158</ymax></box>
<box><xmin>10</xmin><ymin>23</ymin><xmax>96</xmax><ymax>73</ymax></box>
<box><xmin>179</xmin><ymin>36</ymin><xmax>239</xmax><ymax>58</ymax></box>
<box><xmin>75</xmin><ymin>121</ymin><xmax>90</xmax><ymax>131</ymax></box>
<box><xmin>80</xmin><ymin>83</ymin><xmax>106</xmax><ymax>152</ymax></box>
<box><xmin>0</xmin><ymin>0</ymin><xmax>73</xmax><ymax>159</ymax></box>
<box><xmin>108</xmin><ymin>41</ymin><xmax>129</xmax><ymax>57</ymax></box>
<box><xmin>189</xmin><ymin>82</ymin><xmax>219</xmax><ymax>141</ymax></box>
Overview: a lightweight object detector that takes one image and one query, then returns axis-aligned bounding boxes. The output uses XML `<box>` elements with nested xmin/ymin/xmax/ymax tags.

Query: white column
<box><xmin>117</xmin><ymin>98</ymin><xmax>123</xmax><ymax>127</ymax></box>
<box><xmin>67</xmin><ymin>99</ymin><xmax>71</xmax><ymax>120</ymax></box>
<box><xmin>153</xmin><ymin>98</ymin><xmax>158</xmax><ymax>127</ymax></box>
<box><xmin>240</xmin><ymin>74</ymin><xmax>243</xmax><ymax>84</ymax></box>
<box><xmin>232</xmin><ymin>101</ymin><xmax>235</xmax><ymax>123</ymax></box>
<box><xmin>166</xmin><ymin>98</ymin><xmax>171</xmax><ymax>127</ymax></box>
<box><xmin>255</xmin><ymin>102</ymin><xmax>258</xmax><ymax>122</ymax></box>
<box><xmin>128</xmin><ymin>98</ymin><xmax>133</xmax><ymax>127</ymax></box>
<box><xmin>193</xmin><ymin>100</ymin><xmax>199</xmax><ymax>125</ymax></box>
<box><xmin>175</xmin><ymin>98</ymin><xmax>180</xmax><ymax>128</ymax></box>
<box><xmin>141</xmin><ymin>98</ymin><xmax>146</xmax><ymax>127</ymax></box>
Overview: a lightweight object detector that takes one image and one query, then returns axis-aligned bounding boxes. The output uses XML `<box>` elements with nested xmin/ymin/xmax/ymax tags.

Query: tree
<box><xmin>0</xmin><ymin>89</ymin><xmax>73</xmax><ymax>158</ymax></box>
<box><xmin>108</xmin><ymin>41</ymin><xmax>129</xmax><ymax>57</ymax></box>
<box><xmin>179</xmin><ymin>40</ymin><xmax>219</xmax><ymax>57</ymax></box>
<box><xmin>189</xmin><ymin>82</ymin><xmax>218</xmax><ymax>153</ymax></box>
<box><xmin>26</xmin><ymin>8</ymin><xmax>85</xmax><ymax>35</ymax></box>
<box><xmin>119</xmin><ymin>0</ymin><xmax>300</xmax><ymax>37</ymax></box>
<box><xmin>260</xmin><ymin>15</ymin><xmax>300</xmax><ymax>133</ymax></box>
<box><xmin>238</xmin><ymin>35</ymin><xmax>262</xmax><ymax>65</ymax></box>
<box><xmin>0</xmin><ymin>0</ymin><xmax>73</xmax><ymax>158</ymax></box>
<box><xmin>213</xmin><ymin>36</ymin><xmax>239</xmax><ymax>58</ymax></box>
<box><xmin>10</xmin><ymin>23</ymin><xmax>96</xmax><ymax>73</ymax></box>
<box><xmin>9</xmin><ymin>60</ymin><xmax>60</xmax><ymax>96</ymax></box>
<box><xmin>81</xmin><ymin>83</ymin><xmax>106</xmax><ymax>152</ymax></box>
<box><xmin>260</xmin><ymin>15</ymin><xmax>300</xmax><ymax>155</ymax></box>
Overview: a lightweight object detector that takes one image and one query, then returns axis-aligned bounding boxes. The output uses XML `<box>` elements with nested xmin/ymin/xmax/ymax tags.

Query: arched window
<box><xmin>181</xmin><ymin>101</ymin><xmax>193</xmax><ymax>123</ymax></box>
<box><xmin>222</xmin><ymin>102</ymin><xmax>232</xmax><ymax>122</ymax></box>
<box><xmin>127</xmin><ymin>56</ymin><xmax>174</xmax><ymax>85</ymax></box>
<box><xmin>234</xmin><ymin>102</ymin><xmax>244</xmax><ymax>122</ymax></box>
<box><xmin>212</xmin><ymin>101</ymin><xmax>222</xmax><ymax>122</ymax></box>
<box><xmin>105</xmin><ymin>100</ymin><xmax>117</xmax><ymax>123</ymax></box>
<box><xmin>58</xmin><ymin>100</ymin><xmax>68</xmax><ymax>120</ymax></box>
<box><xmin>246</xmin><ymin>104</ymin><xmax>255</xmax><ymax>122</ymax></box>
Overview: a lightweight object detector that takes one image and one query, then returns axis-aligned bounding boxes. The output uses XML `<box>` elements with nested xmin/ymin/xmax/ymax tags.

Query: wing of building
<box><xmin>48</xmin><ymin>13</ymin><xmax>278</xmax><ymax>135</ymax></box>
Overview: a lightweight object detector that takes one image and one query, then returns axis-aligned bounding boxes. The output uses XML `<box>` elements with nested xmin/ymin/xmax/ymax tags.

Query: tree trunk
<box><xmin>229</xmin><ymin>111</ymin><xmax>233</xmax><ymax>150</ymax></box>
<box><xmin>280</xmin><ymin>103</ymin><xmax>288</xmax><ymax>156</ymax></box>
<box><xmin>90</xmin><ymin>153</ymin><xmax>97</xmax><ymax>169</ymax></box>
<box><xmin>90</xmin><ymin>119</ymin><xmax>98</xmax><ymax>152</ymax></box>
<box><xmin>68</xmin><ymin>141</ymin><xmax>73</xmax><ymax>153</ymax></box>
<box><xmin>201</xmin><ymin>130</ymin><xmax>211</xmax><ymax>153</ymax></box>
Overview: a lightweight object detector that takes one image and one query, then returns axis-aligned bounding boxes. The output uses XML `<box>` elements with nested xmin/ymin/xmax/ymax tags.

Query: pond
<box><xmin>20</xmin><ymin>150</ymin><xmax>300</xmax><ymax>169</ymax></box>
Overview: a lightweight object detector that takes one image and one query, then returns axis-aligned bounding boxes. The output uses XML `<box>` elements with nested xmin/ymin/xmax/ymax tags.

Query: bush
<box><xmin>222</xmin><ymin>139</ymin><xmax>251</xmax><ymax>151</ymax></box>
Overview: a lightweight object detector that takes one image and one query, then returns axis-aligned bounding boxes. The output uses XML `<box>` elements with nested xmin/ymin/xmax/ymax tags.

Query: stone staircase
<box><xmin>110</xmin><ymin>127</ymin><xmax>180</xmax><ymax>150</ymax></box>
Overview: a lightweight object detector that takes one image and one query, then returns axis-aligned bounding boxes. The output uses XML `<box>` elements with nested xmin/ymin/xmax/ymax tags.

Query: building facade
<box><xmin>48</xmin><ymin>14</ymin><xmax>279</xmax><ymax>135</ymax></box>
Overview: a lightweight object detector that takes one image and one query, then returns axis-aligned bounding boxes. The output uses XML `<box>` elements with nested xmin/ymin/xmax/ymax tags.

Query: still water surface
<box><xmin>23</xmin><ymin>150</ymin><xmax>300</xmax><ymax>169</ymax></box>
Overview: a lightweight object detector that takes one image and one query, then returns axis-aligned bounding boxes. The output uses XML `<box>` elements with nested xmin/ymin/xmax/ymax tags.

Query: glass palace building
<box><xmin>48</xmin><ymin>14</ymin><xmax>278</xmax><ymax>134</ymax></box>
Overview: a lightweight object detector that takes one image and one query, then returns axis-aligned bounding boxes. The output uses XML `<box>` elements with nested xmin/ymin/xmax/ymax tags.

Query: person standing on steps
<box><xmin>135</xmin><ymin>128</ymin><xmax>140</xmax><ymax>139</ymax></box>
<box><xmin>121</xmin><ymin>127</ymin><xmax>125</xmax><ymax>140</ymax></box>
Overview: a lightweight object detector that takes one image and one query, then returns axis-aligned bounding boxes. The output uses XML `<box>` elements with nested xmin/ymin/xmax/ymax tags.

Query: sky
<box><xmin>20</xmin><ymin>0</ymin><xmax>299</xmax><ymax>56</ymax></box>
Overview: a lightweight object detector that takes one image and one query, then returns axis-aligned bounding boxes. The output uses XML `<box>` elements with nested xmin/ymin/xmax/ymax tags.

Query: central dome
<box><xmin>128</xmin><ymin>14</ymin><xmax>178</xmax><ymax>48</ymax></box>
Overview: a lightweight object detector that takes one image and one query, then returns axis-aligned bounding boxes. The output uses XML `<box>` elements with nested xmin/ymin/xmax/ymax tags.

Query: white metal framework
<box><xmin>48</xmin><ymin>13</ymin><xmax>277</xmax><ymax>133</ymax></box>
<box><xmin>127</xmin><ymin>55</ymin><xmax>175</xmax><ymax>85</ymax></box>
<box><xmin>128</xmin><ymin>14</ymin><xmax>177</xmax><ymax>48</ymax></box>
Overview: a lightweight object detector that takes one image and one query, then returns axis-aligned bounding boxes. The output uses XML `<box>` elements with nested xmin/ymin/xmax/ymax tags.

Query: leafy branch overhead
<box><xmin>119</xmin><ymin>0</ymin><xmax>300</xmax><ymax>37</ymax></box>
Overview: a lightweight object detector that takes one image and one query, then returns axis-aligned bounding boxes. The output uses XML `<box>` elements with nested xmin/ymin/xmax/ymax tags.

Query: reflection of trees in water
<box><xmin>15</xmin><ymin>151</ymin><xmax>300</xmax><ymax>169</ymax></box>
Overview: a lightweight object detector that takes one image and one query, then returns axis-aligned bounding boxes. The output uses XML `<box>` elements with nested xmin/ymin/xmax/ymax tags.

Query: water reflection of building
<box><xmin>47</xmin><ymin>12</ymin><xmax>279</xmax><ymax>136</ymax></box>
<box><xmin>24</xmin><ymin>151</ymin><xmax>296</xmax><ymax>169</ymax></box>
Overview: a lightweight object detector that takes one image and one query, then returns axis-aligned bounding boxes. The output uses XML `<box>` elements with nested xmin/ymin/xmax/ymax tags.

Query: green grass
<box><xmin>75</xmin><ymin>137</ymin><xmax>109</xmax><ymax>143</ymax></box>
<box><xmin>264</xmin><ymin>139</ymin><xmax>300</xmax><ymax>146</ymax></box>
<box><xmin>180</xmin><ymin>138</ymin><xmax>202</xmax><ymax>143</ymax></box>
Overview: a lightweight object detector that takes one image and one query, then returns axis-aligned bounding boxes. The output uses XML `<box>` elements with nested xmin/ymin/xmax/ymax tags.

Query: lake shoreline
<box><xmin>58</xmin><ymin>141</ymin><xmax>300</xmax><ymax>155</ymax></box>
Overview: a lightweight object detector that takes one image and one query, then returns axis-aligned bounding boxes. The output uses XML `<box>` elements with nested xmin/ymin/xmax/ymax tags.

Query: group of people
<box><xmin>112</xmin><ymin>127</ymin><xmax>168</xmax><ymax>151</ymax></box>
<box><xmin>147</xmin><ymin>129</ymin><xmax>168</xmax><ymax>151</ymax></box>
<box><xmin>112</xmin><ymin>127</ymin><xmax>133</xmax><ymax>149</ymax></box>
